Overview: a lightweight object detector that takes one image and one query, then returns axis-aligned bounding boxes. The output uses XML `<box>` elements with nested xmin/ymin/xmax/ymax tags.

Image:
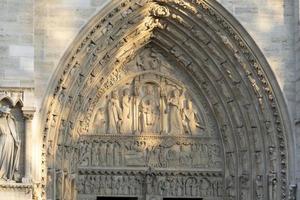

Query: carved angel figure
<box><xmin>0</xmin><ymin>106</ymin><xmax>20</xmax><ymax>181</ymax></box>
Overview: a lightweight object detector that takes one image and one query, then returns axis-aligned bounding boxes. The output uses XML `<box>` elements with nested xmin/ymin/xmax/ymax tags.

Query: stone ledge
<box><xmin>0</xmin><ymin>182</ymin><xmax>32</xmax><ymax>190</ymax></box>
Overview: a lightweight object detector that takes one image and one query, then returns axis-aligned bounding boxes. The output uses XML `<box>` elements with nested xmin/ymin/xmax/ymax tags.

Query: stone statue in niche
<box><xmin>167</xmin><ymin>89</ymin><xmax>183</xmax><ymax>135</ymax></box>
<box><xmin>0</xmin><ymin>106</ymin><xmax>20</xmax><ymax>182</ymax></box>
<box><xmin>139</xmin><ymin>84</ymin><xmax>160</xmax><ymax>133</ymax></box>
<box><xmin>107</xmin><ymin>91</ymin><xmax>122</xmax><ymax>134</ymax></box>
<box><xmin>182</xmin><ymin>98</ymin><xmax>202</xmax><ymax>135</ymax></box>
<box><xmin>120</xmin><ymin>88</ymin><xmax>133</xmax><ymax>134</ymax></box>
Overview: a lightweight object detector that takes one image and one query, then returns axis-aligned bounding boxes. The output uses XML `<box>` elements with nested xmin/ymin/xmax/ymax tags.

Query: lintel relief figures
<box><xmin>93</xmin><ymin>75</ymin><xmax>204</xmax><ymax>136</ymax></box>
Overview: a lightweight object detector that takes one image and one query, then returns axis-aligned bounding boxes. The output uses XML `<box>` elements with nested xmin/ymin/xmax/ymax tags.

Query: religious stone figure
<box><xmin>107</xmin><ymin>91</ymin><xmax>122</xmax><ymax>134</ymax></box>
<box><xmin>0</xmin><ymin>106</ymin><xmax>20</xmax><ymax>181</ymax></box>
<box><xmin>183</xmin><ymin>99</ymin><xmax>202</xmax><ymax>135</ymax></box>
<box><xmin>167</xmin><ymin>90</ymin><xmax>183</xmax><ymax>135</ymax></box>
<box><xmin>94</xmin><ymin>107</ymin><xmax>106</xmax><ymax>134</ymax></box>
<box><xmin>120</xmin><ymin>89</ymin><xmax>132</xmax><ymax>134</ymax></box>
<box><xmin>56</xmin><ymin>171</ymin><xmax>63</xmax><ymax>200</ymax></box>
<box><xmin>139</xmin><ymin>85</ymin><xmax>160</xmax><ymax>133</ymax></box>
<box><xmin>63</xmin><ymin>173</ymin><xmax>73</xmax><ymax>200</ymax></box>
<box><xmin>268</xmin><ymin>173</ymin><xmax>277</xmax><ymax>200</ymax></box>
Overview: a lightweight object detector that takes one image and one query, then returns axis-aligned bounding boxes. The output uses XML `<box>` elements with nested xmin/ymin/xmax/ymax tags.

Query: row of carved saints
<box><xmin>94</xmin><ymin>83</ymin><xmax>204</xmax><ymax>135</ymax></box>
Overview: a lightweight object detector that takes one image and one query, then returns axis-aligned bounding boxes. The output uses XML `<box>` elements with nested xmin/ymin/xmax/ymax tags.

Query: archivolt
<box><xmin>40</xmin><ymin>0</ymin><xmax>294</xmax><ymax>199</ymax></box>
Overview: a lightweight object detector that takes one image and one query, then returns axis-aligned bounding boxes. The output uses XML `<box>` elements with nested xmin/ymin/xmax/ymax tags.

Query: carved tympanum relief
<box><xmin>92</xmin><ymin>75</ymin><xmax>204</xmax><ymax>136</ymax></box>
<box><xmin>74</xmin><ymin>46</ymin><xmax>222</xmax><ymax>199</ymax></box>
<box><xmin>77</xmin><ymin>172</ymin><xmax>223</xmax><ymax>199</ymax></box>
<box><xmin>78</xmin><ymin>136</ymin><xmax>222</xmax><ymax>169</ymax></box>
<box><xmin>44</xmin><ymin>0</ymin><xmax>292</xmax><ymax>199</ymax></box>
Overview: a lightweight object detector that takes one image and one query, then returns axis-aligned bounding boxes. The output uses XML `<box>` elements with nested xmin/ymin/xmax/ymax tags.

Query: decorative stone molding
<box><xmin>22</xmin><ymin>107</ymin><xmax>36</xmax><ymax>184</ymax></box>
<box><xmin>39</xmin><ymin>0</ymin><xmax>294</xmax><ymax>199</ymax></box>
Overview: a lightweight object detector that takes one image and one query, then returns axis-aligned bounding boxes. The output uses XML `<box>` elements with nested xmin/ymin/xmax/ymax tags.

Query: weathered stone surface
<box><xmin>0</xmin><ymin>0</ymin><xmax>298</xmax><ymax>199</ymax></box>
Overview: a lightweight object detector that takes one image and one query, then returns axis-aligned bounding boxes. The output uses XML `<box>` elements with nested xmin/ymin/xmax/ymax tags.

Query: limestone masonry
<box><xmin>0</xmin><ymin>0</ymin><xmax>299</xmax><ymax>199</ymax></box>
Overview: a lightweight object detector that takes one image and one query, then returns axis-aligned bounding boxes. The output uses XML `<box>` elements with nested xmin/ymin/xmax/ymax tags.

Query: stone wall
<box><xmin>0</xmin><ymin>0</ymin><xmax>34</xmax><ymax>88</ymax></box>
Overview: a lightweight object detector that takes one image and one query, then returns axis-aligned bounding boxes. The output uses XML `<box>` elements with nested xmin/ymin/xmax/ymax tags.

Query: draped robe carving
<box><xmin>0</xmin><ymin>107</ymin><xmax>20</xmax><ymax>181</ymax></box>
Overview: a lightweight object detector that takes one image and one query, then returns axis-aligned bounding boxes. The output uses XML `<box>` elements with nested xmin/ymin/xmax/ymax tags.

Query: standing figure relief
<box><xmin>0</xmin><ymin>106</ymin><xmax>20</xmax><ymax>182</ymax></box>
<box><xmin>167</xmin><ymin>89</ymin><xmax>184</xmax><ymax>135</ymax></box>
<box><xmin>120</xmin><ymin>89</ymin><xmax>133</xmax><ymax>134</ymax></box>
<box><xmin>106</xmin><ymin>91</ymin><xmax>123</xmax><ymax>134</ymax></box>
<box><xmin>92</xmin><ymin>78</ymin><xmax>205</xmax><ymax>136</ymax></box>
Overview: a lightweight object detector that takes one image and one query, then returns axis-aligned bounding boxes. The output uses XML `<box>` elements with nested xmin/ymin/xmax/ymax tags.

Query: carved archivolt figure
<box><xmin>183</xmin><ymin>99</ymin><xmax>201</xmax><ymax>135</ymax></box>
<box><xmin>0</xmin><ymin>106</ymin><xmax>20</xmax><ymax>181</ymax></box>
<box><xmin>120</xmin><ymin>89</ymin><xmax>132</xmax><ymax>134</ymax></box>
<box><xmin>107</xmin><ymin>91</ymin><xmax>122</xmax><ymax>134</ymax></box>
<box><xmin>167</xmin><ymin>90</ymin><xmax>183</xmax><ymax>135</ymax></box>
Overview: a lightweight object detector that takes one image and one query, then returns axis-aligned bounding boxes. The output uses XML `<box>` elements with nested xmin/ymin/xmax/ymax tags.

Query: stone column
<box><xmin>22</xmin><ymin>108</ymin><xmax>35</xmax><ymax>183</ymax></box>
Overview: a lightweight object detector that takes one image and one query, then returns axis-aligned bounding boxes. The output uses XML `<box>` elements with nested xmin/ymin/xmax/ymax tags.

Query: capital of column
<box><xmin>22</xmin><ymin>107</ymin><xmax>36</xmax><ymax>120</ymax></box>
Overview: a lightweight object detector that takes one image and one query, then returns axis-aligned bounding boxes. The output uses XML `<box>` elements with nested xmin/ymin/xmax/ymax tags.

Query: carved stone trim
<box><xmin>39</xmin><ymin>0</ymin><xmax>293</xmax><ymax>200</ymax></box>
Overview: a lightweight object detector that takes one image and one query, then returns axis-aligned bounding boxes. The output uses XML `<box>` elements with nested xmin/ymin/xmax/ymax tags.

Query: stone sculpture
<box><xmin>0</xmin><ymin>106</ymin><xmax>20</xmax><ymax>182</ymax></box>
<box><xmin>167</xmin><ymin>89</ymin><xmax>183</xmax><ymax>135</ymax></box>
<box><xmin>120</xmin><ymin>89</ymin><xmax>132</xmax><ymax>134</ymax></box>
<box><xmin>139</xmin><ymin>85</ymin><xmax>160</xmax><ymax>133</ymax></box>
<box><xmin>107</xmin><ymin>91</ymin><xmax>122</xmax><ymax>134</ymax></box>
<box><xmin>183</xmin><ymin>99</ymin><xmax>202</xmax><ymax>135</ymax></box>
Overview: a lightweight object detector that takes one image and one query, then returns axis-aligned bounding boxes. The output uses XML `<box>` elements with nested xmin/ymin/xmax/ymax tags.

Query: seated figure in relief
<box><xmin>139</xmin><ymin>85</ymin><xmax>160</xmax><ymax>133</ymax></box>
<box><xmin>0</xmin><ymin>106</ymin><xmax>20</xmax><ymax>182</ymax></box>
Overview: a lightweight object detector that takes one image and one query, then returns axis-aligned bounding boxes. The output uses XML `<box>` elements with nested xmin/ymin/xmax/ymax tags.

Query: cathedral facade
<box><xmin>0</xmin><ymin>0</ymin><xmax>299</xmax><ymax>199</ymax></box>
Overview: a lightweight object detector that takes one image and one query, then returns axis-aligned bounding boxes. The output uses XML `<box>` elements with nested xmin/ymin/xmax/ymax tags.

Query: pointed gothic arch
<box><xmin>40</xmin><ymin>0</ymin><xmax>295</xmax><ymax>199</ymax></box>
